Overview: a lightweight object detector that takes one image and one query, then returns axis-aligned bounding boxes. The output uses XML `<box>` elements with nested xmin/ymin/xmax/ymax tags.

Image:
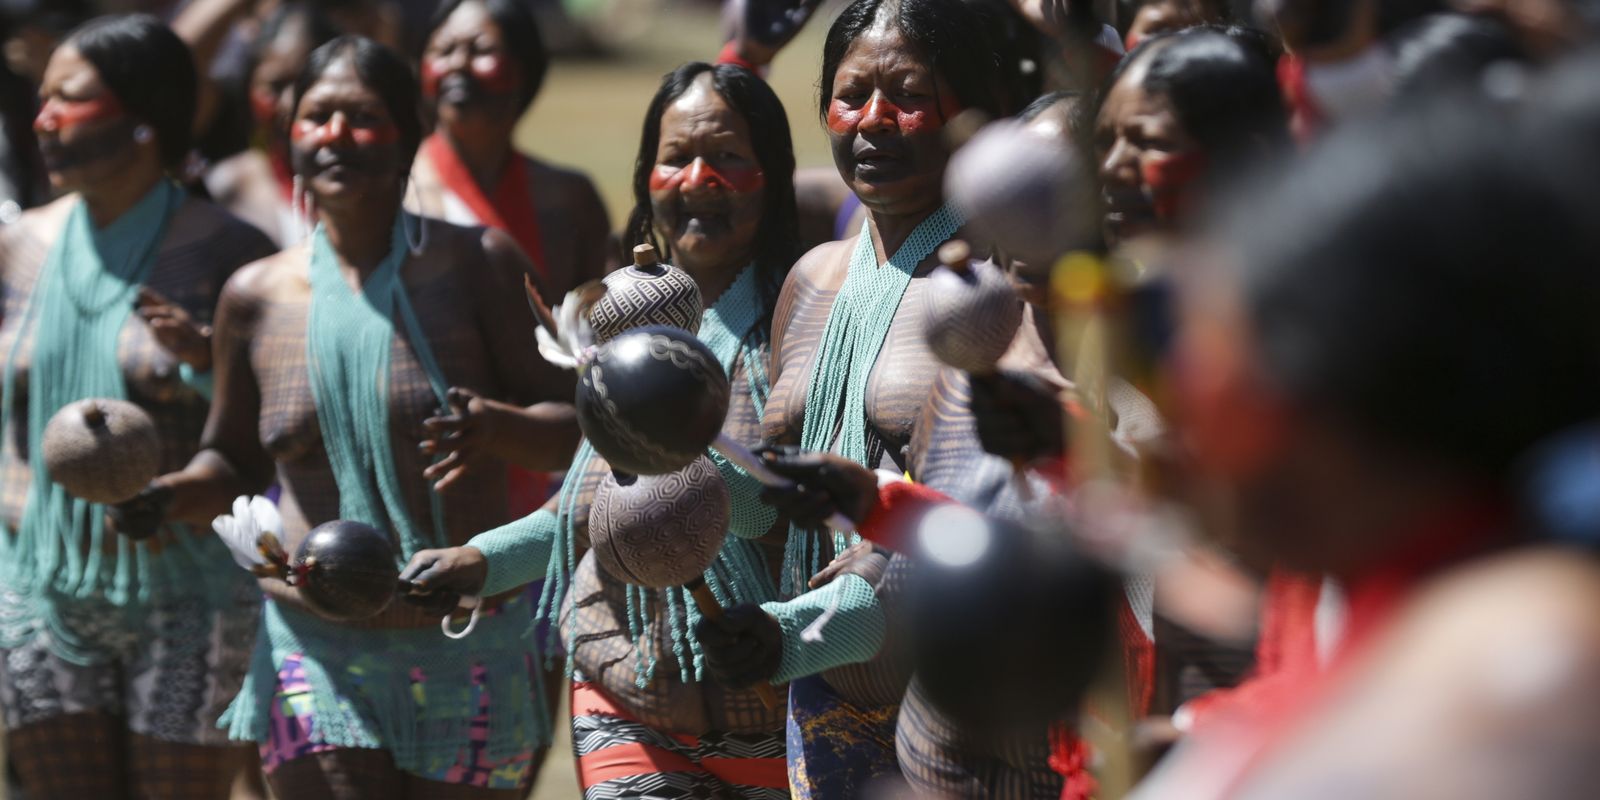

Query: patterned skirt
<box><xmin>571</xmin><ymin>675</ymin><xmax>787</xmax><ymax>799</ymax></box>
<box><xmin>786</xmin><ymin>675</ymin><xmax>901</xmax><ymax>799</ymax></box>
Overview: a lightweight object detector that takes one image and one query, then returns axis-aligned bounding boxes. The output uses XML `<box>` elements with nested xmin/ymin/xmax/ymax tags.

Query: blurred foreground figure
<box><xmin>1134</xmin><ymin>93</ymin><xmax>1600</xmax><ymax>799</ymax></box>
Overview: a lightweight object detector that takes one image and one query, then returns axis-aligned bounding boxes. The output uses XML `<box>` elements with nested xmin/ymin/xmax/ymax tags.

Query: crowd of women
<box><xmin>2</xmin><ymin>0</ymin><xmax>1600</xmax><ymax>798</ymax></box>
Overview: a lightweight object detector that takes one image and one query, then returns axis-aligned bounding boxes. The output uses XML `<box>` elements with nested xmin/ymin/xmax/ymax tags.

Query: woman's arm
<box><xmin>422</xmin><ymin>228</ymin><xmax>580</xmax><ymax>490</ymax></box>
<box><xmin>157</xmin><ymin>264</ymin><xmax>277</xmax><ymax>524</ymax></box>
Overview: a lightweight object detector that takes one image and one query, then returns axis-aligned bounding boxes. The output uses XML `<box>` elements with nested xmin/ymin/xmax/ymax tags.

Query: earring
<box><xmin>133</xmin><ymin>124</ymin><xmax>154</xmax><ymax>144</ymax></box>
<box><xmin>402</xmin><ymin>177</ymin><xmax>427</xmax><ymax>256</ymax></box>
<box><xmin>288</xmin><ymin>177</ymin><xmax>305</xmax><ymax>243</ymax></box>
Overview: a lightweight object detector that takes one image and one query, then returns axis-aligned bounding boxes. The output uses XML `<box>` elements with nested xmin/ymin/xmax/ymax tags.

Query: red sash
<box><xmin>423</xmin><ymin>132</ymin><xmax>548</xmax><ymax>277</ymax></box>
<box><xmin>425</xmin><ymin>133</ymin><xmax>553</xmax><ymax>516</ymax></box>
<box><xmin>268</xmin><ymin>146</ymin><xmax>295</xmax><ymax>202</ymax></box>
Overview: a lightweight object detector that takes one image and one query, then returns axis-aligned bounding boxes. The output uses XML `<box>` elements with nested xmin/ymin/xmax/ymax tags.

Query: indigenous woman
<box><xmin>1095</xmin><ymin>25</ymin><xmax>1288</xmax><ymax>251</ymax></box>
<box><xmin>151</xmin><ymin>36</ymin><xmax>578</xmax><ymax>797</ymax></box>
<box><xmin>401</xmin><ymin>61</ymin><xmax>802</xmax><ymax>799</ymax></box>
<box><xmin>690</xmin><ymin>0</ymin><xmax>1011</xmax><ymax>793</ymax></box>
<box><xmin>410</xmin><ymin>0</ymin><xmax>610</xmax><ymax>301</ymax></box>
<box><xmin>409</xmin><ymin>0</ymin><xmax>611</xmax><ymax>526</ymax></box>
<box><xmin>1134</xmin><ymin>98</ymin><xmax>1600</xmax><ymax>800</ymax></box>
<box><xmin>0</xmin><ymin>15</ymin><xmax>274</xmax><ymax>797</ymax></box>
<box><xmin>204</xmin><ymin>2</ymin><xmax>338</xmax><ymax>247</ymax></box>
<box><xmin>1088</xmin><ymin>26</ymin><xmax>1372</xmax><ymax>737</ymax></box>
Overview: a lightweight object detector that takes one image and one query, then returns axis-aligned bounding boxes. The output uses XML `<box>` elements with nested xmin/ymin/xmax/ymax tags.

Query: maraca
<box><xmin>576</xmin><ymin>326</ymin><xmax>853</xmax><ymax>530</ymax></box>
<box><xmin>923</xmin><ymin>240</ymin><xmax>1036</xmax><ymax>499</ymax></box>
<box><xmin>41</xmin><ymin>398</ymin><xmax>160</xmax><ymax>504</ymax></box>
<box><xmin>289</xmin><ymin>520</ymin><xmax>401</xmax><ymax>622</ymax></box>
<box><xmin>577</xmin><ymin>325</ymin><xmax>730</xmax><ymax>476</ymax></box>
<box><xmin>944</xmin><ymin>119</ymin><xmax>1093</xmax><ymax>267</ymax></box>
<box><xmin>922</xmin><ymin>239</ymin><xmax>1023</xmax><ymax>375</ymax></box>
<box><xmin>907</xmin><ymin>506</ymin><xmax>1117</xmax><ymax>733</ymax></box>
<box><xmin>589</xmin><ymin>455</ymin><xmax>731</xmax><ymax>588</ymax></box>
<box><xmin>587</xmin><ymin>450</ymin><xmax>783</xmax><ymax>709</ymax></box>
<box><xmin>589</xmin><ymin>244</ymin><xmax>703</xmax><ymax>343</ymax></box>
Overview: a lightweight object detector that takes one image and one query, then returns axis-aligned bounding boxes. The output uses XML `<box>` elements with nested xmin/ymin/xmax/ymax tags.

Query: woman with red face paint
<box><xmin>204</xmin><ymin>3</ymin><xmax>338</xmax><ymax>247</ymax></box>
<box><xmin>1095</xmin><ymin>26</ymin><xmax>1287</xmax><ymax>250</ymax></box>
<box><xmin>1085</xmin><ymin>22</ymin><xmax>1306</xmax><ymax>733</ymax></box>
<box><xmin>410</xmin><ymin>0</ymin><xmax>610</xmax><ymax>302</ymax></box>
<box><xmin>148</xmin><ymin>36</ymin><xmax>580</xmax><ymax>798</ymax></box>
<box><xmin>675</xmin><ymin>0</ymin><xmax>1015</xmax><ymax>794</ymax></box>
<box><xmin>1133</xmin><ymin>95</ymin><xmax>1600</xmax><ymax>800</ymax></box>
<box><xmin>397</xmin><ymin>61</ymin><xmax>805</xmax><ymax>800</ymax></box>
<box><xmin>0</xmin><ymin>15</ymin><xmax>277</xmax><ymax>799</ymax></box>
<box><xmin>409</xmin><ymin>0</ymin><xmax>611</xmax><ymax>539</ymax></box>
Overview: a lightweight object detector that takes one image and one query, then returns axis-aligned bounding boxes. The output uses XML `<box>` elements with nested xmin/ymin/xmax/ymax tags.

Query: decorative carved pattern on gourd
<box><xmin>588</xmin><ymin>455</ymin><xmax>731</xmax><ymax>588</ymax></box>
<box><xmin>577</xmin><ymin>328</ymin><xmax>730</xmax><ymax>476</ymax></box>
<box><xmin>588</xmin><ymin>261</ymin><xmax>704</xmax><ymax>344</ymax></box>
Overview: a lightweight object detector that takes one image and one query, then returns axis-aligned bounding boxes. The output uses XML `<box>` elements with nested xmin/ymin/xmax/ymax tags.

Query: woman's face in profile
<box><xmin>34</xmin><ymin>46</ymin><xmax>138</xmax><ymax>191</ymax></box>
<box><xmin>1095</xmin><ymin>55</ymin><xmax>1201</xmax><ymax>246</ymax></box>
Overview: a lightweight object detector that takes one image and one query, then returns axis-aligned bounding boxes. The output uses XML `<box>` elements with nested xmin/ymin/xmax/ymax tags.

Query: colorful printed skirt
<box><xmin>571</xmin><ymin>674</ymin><xmax>787</xmax><ymax>799</ymax></box>
<box><xmin>222</xmin><ymin>596</ymin><xmax>549</xmax><ymax>790</ymax></box>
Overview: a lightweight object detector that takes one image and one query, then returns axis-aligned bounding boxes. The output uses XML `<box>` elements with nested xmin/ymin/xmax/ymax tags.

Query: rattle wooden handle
<box><xmin>686</xmin><ymin>578</ymin><xmax>781</xmax><ymax>710</ymax></box>
<box><xmin>1009</xmin><ymin>457</ymin><xmax>1035</xmax><ymax>502</ymax></box>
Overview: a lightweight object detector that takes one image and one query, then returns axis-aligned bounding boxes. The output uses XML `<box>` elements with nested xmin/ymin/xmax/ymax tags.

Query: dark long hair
<box><xmin>819</xmin><ymin>0</ymin><xmax>1011</xmax><ymax>122</ymax></box>
<box><xmin>66</xmin><ymin>14</ymin><xmax>196</xmax><ymax>168</ymax></box>
<box><xmin>1104</xmin><ymin>25</ymin><xmax>1288</xmax><ymax>170</ymax></box>
<box><xmin>625</xmin><ymin>62</ymin><xmax>800</xmax><ymax>342</ymax></box>
<box><xmin>291</xmin><ymin>35</ymin><xmax>423</xmax><ymax>168</ymax></box>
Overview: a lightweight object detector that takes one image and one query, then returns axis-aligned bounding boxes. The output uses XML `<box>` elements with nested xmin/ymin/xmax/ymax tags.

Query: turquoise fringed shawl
<box><xmin>760</xmin><ymin>204</ymin><xmax>962</xmax><ymax>683</ymax></box>
<box><xmin>305</xmin><ymin>216</ymin><xmax>447</xmax><ymax>558</ymax></box>
<box><xmin>783</xmin><ymin>204</ymin><xmax>963</xmax><ymax>593</ymax></box>
<box><xmin>224</xmin><ymin>212</ymin><xmax>553</xmax><ymax>755</ymax></box>
<box><xmin>0</xmin><ymin>181</ymin><xmax>245</xmax><ymax>664</ymax></box>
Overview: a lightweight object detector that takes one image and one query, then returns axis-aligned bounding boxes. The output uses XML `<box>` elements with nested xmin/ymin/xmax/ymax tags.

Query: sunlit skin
<box><xmin>1095</xmin><ymin>49</ymin><xmax>1202</xmax><ymax>246</ymax></box>
<box><xmin>648</xmin><ymin>75</ymin><xmax>765</xmax><ymax>297</ymax></box>
<box><xmin>826</xmin><ymin>21</ymin><xmax>960</xmax><ymax>220</ymax></box>
<box><xmin>288</xmin><ymin>57</ymin><xmax>408</xmax><ymax>216</ymax></box>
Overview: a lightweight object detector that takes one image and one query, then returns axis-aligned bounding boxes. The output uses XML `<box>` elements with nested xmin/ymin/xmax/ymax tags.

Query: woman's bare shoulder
<box><xmin>787</xmin><ymin>238</ymin><xmax>854</xmax><ymax>287</ymax></box>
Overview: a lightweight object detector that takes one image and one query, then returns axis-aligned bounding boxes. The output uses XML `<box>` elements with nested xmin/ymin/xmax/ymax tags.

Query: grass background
<box><xmin>515</xmin><ymin>3</ymin><xmax>838</xmax><ymax>225</ymax></box>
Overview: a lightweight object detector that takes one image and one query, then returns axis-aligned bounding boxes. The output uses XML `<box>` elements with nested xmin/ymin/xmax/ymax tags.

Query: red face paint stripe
<box><xmin>826</xmin><ymin>100</ymin><xmax>859</xmax><ymax>135</ymax></box>
<box><xmin>648</xmin><ymin>164</ymin><xmax>680</xmax><ymax>192</ymax></box>
<box><xmin>649</xmin><ymin>160</ymin><xmax>764</xmax><ymax>193</ymax></box>
<box><xmin>34</xmin><ymin>95</ymin><xmax>124</xmax><ymax>134</ymax></box>
<box><xmin>249</xmin><ymin>88</ymin><xmax>279</xmax><ymax>128</ymax></box>
<box><xmin>1142</xmin><ymin>149</ymin><xmax>1209</xmax><ymax>221</ymax></box>
<box><xmin>827</xmin><ymin>88</ymin><xmax>959</xmax><ymax>136</ymax></box>
<box><xmin>421</xmin><ymin>58</ymin><xmax>446</xmax><ymax>99</ymax></box>
<box><xmin>291</xmin><ymin>116</ymin><xmax>400</xmax><ymax>148</ymax></box>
